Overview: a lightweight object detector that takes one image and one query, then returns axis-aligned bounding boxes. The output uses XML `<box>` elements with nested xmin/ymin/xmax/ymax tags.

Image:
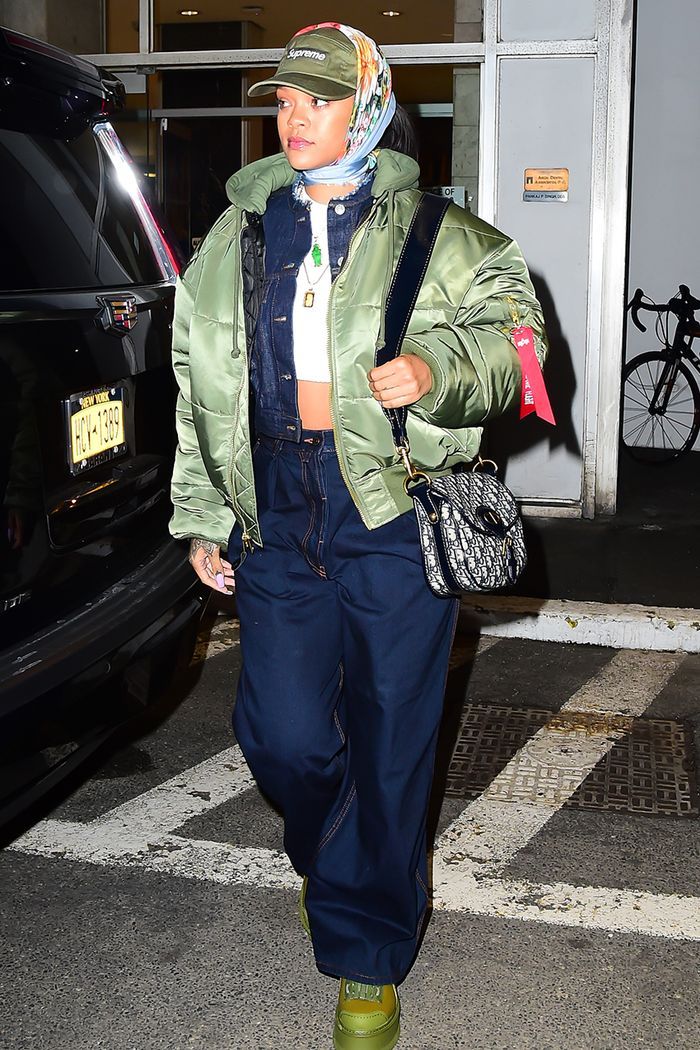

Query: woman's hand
<box><xmin>189</xmin><ymin>538</ymin><xmax>235</xmax><ymax>594</ymax></box>
<box><xmin>368</xmin><ymin>354</ymin><xmax>433</xmax><ymax>409</ymax></box>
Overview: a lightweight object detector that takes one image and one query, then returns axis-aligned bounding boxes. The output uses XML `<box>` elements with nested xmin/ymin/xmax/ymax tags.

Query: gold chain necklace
<box><xmin>300</xmin><ymin>256</ymin><xmax>330</xmax><ymax>308</ymax></box>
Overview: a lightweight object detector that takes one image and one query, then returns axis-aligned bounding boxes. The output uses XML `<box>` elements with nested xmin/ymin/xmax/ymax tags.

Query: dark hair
<box><xmin>378</xmin><ymin>104</ymin><xmax>419</xmax><ymax>161</ymax></box>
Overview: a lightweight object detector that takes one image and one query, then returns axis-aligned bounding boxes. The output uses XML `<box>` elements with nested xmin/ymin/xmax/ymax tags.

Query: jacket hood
<box><xmin>225</xmin><ymin>149</ymin><xmax>420</xmax><ymax>213</ymax></box>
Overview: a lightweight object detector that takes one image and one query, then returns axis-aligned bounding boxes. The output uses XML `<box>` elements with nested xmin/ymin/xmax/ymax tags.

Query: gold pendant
<box><xmin>303</xmin><ymin>290</ymin><xmax>315</xmax><ymax>308</ymax></box>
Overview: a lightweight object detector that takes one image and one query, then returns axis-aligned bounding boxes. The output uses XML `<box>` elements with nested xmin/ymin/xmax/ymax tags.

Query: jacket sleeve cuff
<box><xmin>401</xmin><ymin>337</ymin><xmax>446</xmax><ymax>416</ymax></box>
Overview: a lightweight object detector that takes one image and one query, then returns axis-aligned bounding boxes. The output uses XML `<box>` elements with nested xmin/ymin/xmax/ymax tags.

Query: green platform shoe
<box><xmin>333</xmin><ymin>980</ymin><xmax>400</xmax><ymax>1050</ymax></box>
<box><xmin>299</xmin><ymin>875</ymin><xmax>310</xmax><ymax>937</ymax></box>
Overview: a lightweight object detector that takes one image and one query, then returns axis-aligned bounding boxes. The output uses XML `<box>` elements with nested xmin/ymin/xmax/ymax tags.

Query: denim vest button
<box><xmin>286</xmin><ymin>424</ymin><xmax>296</xmax><ymax>432</ymax></box>
<box><xmin>281</xmin><ymin>373</ymin><xmax>292</xmax><ymax>380</ymax></box>
<box><xmin>334</xmin><ymin>204</ymin><xmax>346</xmax><ymax>215</ymax></box>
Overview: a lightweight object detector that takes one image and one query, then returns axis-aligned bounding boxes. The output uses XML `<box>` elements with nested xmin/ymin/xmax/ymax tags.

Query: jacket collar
<box><xmin>225</xmin><ymin>149</ymin><xmax>420</xmax><ymax>214</ymax></box>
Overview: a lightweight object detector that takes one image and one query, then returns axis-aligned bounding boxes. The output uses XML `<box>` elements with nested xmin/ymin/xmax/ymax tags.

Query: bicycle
<box><xmin>621</xmin><ymin>284</ymin><xmax>700</xmax><ymax>462</ymax></box>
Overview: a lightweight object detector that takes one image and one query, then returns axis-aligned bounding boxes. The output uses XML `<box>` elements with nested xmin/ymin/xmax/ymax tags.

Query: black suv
<box><xmin>0</xmin><ymin>28</ymin><xmax>204</xmax><ymax>822</ymax></box>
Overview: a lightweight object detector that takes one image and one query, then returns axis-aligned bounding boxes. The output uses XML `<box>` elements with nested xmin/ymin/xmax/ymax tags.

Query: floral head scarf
<box><xmin>293</xmin><ymin>22</ymin><xmax>397</xmax><ymax>185</ymax></box>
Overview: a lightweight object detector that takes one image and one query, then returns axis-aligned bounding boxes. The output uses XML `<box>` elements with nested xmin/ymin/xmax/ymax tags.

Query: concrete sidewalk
<box><xmin>472</xmin><ymin>451</ymin><xmax>700</xmax><ymax>651</ymax></box>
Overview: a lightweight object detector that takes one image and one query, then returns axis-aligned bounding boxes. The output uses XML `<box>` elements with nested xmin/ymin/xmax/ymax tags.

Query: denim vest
<box><xmin>251</xmin><ymin>180</ymin><xmax>374</xmax><ymax>441</ymax></box>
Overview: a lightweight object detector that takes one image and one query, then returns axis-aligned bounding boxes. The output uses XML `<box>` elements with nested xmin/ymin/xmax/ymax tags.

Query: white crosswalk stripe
<box><xmin>435</xmin><ymin>650</ymin><xmax>684</xmax><ymax>874</ymax></box>
<box><xmin>431</xmin><ymin>650</ymin><xmax>699</xmax><ymax>938</ymax></box>
<box><xmin>10</xmin><ymin>642</ymin><xmax>700</xmax><ymax>941</ymax></box>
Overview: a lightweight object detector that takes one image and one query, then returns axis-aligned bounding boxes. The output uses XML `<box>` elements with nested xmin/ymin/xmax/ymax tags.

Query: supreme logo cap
<box><xmin>247</xmin><ymin>27</ymin><xmax>357</xmax><ymax>100</ymax></box>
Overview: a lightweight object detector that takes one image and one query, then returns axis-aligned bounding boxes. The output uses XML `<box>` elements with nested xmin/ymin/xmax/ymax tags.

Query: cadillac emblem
<box><xmin>96</xmin><ymin>295</ymin><xmax>138</xmax><ymax>334</ymax></box>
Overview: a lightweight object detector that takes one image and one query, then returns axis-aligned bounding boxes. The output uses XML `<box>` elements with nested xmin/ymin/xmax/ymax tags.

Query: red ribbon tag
<box><xmin>512</xmin><ymin>325</ymin><xmax>555</xmax><ymax>425</ymax></box>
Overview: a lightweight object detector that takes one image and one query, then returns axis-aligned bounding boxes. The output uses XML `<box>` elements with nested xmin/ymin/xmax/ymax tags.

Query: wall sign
<box><xmin>424</xmin><ymin>185</ymin><xmax>467</xmax><ymax>208</ymax></box>
<box><xmin>523</xmin><ymin>167</ymin><xmax>569</xmax><ymax>202</ymax></box>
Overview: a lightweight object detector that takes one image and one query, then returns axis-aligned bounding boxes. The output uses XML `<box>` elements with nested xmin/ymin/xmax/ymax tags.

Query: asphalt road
<box><xmin>1</xmin><ymin>614</ymin><xmax>699</xmax><ymax>1050</ymax></box>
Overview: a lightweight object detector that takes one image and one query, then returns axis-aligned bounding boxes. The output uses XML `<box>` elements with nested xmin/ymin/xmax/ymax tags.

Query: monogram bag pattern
<box><xmin>410</xmin><ymin>469</ymin><xmax>527</xmax><ymax>597</ymax></box>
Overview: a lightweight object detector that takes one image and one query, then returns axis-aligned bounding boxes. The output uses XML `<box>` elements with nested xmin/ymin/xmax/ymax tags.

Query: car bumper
<box><xmin>0</xmin><ymin>538</ymin><xmax>205</xmax><ymax>717</ymax></box>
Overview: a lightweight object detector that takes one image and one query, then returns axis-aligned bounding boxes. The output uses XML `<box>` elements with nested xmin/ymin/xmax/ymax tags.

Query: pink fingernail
<box><xmin>216</xmin><ymin>572</ymin><xmax>224</xmax><ymax>587</ymax></box>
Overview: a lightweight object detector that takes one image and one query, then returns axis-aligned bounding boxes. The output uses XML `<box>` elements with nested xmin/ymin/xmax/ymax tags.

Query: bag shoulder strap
<box><xmin>376</xmin><ymin>192</ymin><xmax>451</xmax><ymax>448</ymax></box>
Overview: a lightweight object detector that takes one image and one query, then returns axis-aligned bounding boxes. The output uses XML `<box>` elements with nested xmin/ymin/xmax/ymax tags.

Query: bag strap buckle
<box><xmin>472</xmin><ymin>455</ymin><xmax>499</xmax><ymax>476</ymax></box>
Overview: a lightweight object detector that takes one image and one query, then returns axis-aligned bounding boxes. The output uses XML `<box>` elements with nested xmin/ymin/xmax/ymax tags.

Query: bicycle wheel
<box><xmin>621</xmin><ymin>351</ymin><xmax>700</xmax><ymax>462</ymax></box>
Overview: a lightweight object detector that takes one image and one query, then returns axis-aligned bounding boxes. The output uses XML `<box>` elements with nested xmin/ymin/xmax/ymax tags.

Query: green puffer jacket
<box><xmin>169</xmin><ymin>149</ymin><xmax>548</xmax><ymax>552</ymax></box>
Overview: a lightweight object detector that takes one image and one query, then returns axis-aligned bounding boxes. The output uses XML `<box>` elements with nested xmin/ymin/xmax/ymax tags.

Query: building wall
<box><xmin>0</xmin><ymin>0</ymin><xmax>102</xmax><ymax>53</ymax></box>
<box><xmin>485</xmin><ymin>1</ymin><xmax>604</xmax><ymax>509</ymax></box>
<box><xmin>490</xmin><ymin>54</ymin><xmax>596</xmax><ymax>504</ymax></box>
<box><xmin>47</xmin><ymin>0</ymin><xmax>102</xmax><ymax>54</ymax></box>
<box><xmin>627</xmin><ymin>0</ymin><xmax>700</xmax><ymax>359</ymax></box>
<box><xmin>0</xmin><ymin>0</ymin><xmax>47</xmax><ymax>39</ymax></box>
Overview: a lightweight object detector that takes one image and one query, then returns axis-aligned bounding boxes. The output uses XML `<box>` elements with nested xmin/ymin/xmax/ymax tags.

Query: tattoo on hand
<box><xmin>190</xmin><ymin>537</ymin><xmax>217</xmax><ymax>561</ymax></box>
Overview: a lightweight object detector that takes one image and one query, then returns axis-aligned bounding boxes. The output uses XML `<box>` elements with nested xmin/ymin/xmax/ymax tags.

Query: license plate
<box><xmin>65</xmin><ymin>385</ymin><xmax>128</xmax><ymax>474</ymax></box>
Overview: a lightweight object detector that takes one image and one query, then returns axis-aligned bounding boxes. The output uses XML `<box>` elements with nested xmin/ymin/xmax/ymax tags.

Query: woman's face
<box><xmin>276</xmin><ymin>87</ymin><xmax>355</xmax><ymax>170</ymax></box>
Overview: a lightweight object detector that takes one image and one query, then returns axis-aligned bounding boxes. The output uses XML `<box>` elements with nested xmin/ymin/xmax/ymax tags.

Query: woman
<box><xmin>170</xmin><ymin>22</ymin><xmax>547</xmax><ymax>1050</ymax></box>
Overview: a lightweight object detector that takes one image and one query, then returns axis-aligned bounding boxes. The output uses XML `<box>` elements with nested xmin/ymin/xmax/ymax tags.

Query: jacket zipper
<box><xmin>504</xmin><ymin>295</ymin><xmax>521</xmax><ymax>327</ymax></box>
<box><xmin>325</xmin><ymin>199</ymin><xmax>383</xmax><ymax>521</ymax></box>
<box><xmin>230</xmin><ymin>211</ymin><xmax>256</xmax><ymax>552</ymax></box>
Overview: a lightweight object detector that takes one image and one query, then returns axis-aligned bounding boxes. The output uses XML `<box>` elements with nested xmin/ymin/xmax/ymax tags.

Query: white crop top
<box><xmin>292</xmin><ymin>189</ymin><xmax>332</xmax><ymax>383</ymax></box>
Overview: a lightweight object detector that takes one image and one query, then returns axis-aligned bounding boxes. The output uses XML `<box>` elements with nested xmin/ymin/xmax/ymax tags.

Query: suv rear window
<box><xmin>0</xmin><ymin>123</ymin><xmax>171</xmax><ymax>292</ymax></box>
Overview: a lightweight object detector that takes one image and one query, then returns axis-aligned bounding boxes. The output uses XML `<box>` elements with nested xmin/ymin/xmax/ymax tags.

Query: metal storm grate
<box><xmin>444</xmin><ymin>703</ymin><xmax>698</xmax><ymax>817</ymax></box>
<box><xmin>569</xmin><ymin>717</ymin><xmax>698</xmax><ymax>816</ymax></box>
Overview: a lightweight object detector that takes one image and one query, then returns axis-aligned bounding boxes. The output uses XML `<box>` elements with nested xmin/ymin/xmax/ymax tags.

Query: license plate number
<box><xmin>65</xmin><ymin>385</ymin><xmax>128</xmax><ymax>474</ymax></box>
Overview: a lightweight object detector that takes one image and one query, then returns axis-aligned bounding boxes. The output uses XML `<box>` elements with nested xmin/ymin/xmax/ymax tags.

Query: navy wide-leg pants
<box><xmin>232</xmin><ymin>431</ymin><xmax>458</xmax><ymax>985</ymax></box>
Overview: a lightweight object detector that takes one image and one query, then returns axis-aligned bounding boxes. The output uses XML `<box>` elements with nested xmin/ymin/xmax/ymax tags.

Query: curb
<box><xmin>459</xmin><ymin>596</ymin><xmax>700</xmax><ymax>653</ymax></box>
